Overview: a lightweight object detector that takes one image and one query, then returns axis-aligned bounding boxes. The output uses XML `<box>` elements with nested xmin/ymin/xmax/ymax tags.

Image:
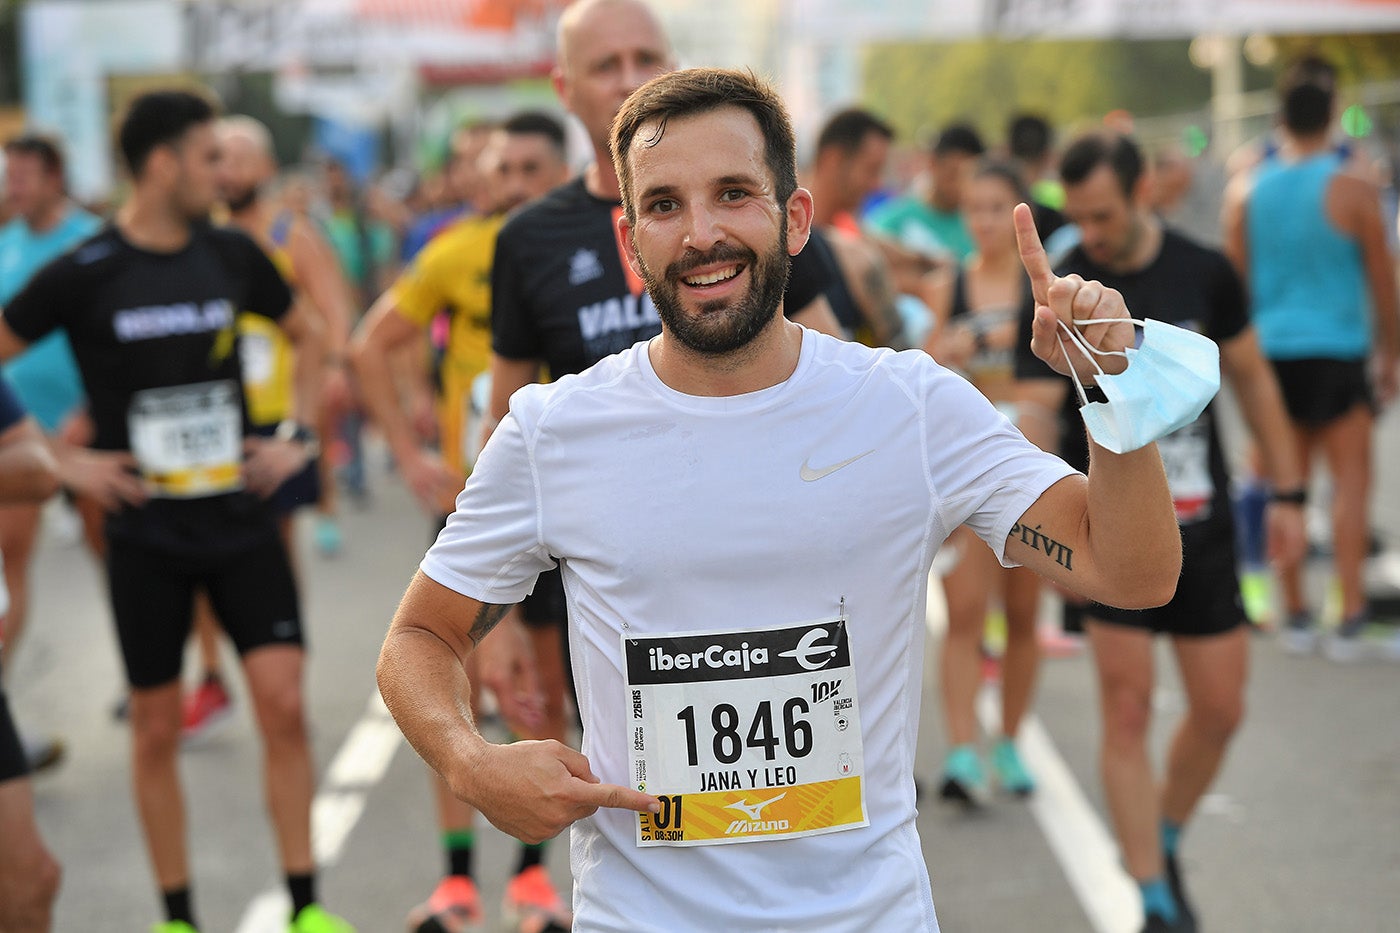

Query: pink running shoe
<box><xmin>404</xmin><ymin>875</ymin><xmax>483</xmax><ymax>933</ymax></box>
<box><xmin>502</xmin><ymin>866</ymin><xmax>572</xmax><ymax>932</ymax></box>
<box><xmin>181</xmin><ymin>675</ymin><xmax>233</xmax><ymax>744</ymax></box>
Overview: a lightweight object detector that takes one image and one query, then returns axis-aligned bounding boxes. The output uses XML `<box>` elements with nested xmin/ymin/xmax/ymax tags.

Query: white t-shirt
<box><xmin>422</xmin><ymin>330</ymin><xmax>1076</xmax><ymax>933</ymax></box>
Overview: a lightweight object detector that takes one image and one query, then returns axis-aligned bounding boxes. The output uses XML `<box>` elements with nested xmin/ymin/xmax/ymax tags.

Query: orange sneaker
<box><xmin>502</xmin><ymin>866</ymin><xmax>571</xmax><ymax>932</ymax></box>
<box><xmin>405</xmin><ymin>875</ymin><xmax>483</xmax><ymax>933</ymax></box>
<box><xmin>181</xmin><ymin>675</ymin><xmax>233</xmax><ymax>744</ymax></box>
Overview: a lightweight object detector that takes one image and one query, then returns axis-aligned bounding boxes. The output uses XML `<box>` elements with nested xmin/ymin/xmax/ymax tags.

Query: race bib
<box><xmin>128</xmin><ymin>380</ymin><xmax>243</xmax><ymax>498</ymax></box>
<box><xmin>624</xmin><ymin>619</ymin><xmax>868</xmax><ymax>847</ymax></box>
<box><xmin>1158</xmin><ymin>419</ymin><xmax>1213</xmax><ymax>523</ymax></box>
<box><xmin>240</xmin><ymin>329</ymin><xmax>276</xmax><ymax>388</ymax></box>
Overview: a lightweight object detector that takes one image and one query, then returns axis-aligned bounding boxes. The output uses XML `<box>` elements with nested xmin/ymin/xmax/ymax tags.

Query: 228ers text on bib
<box><xmin>624</xmin><ymin>618</ymin><xmax>868</xmax><ymax>847</ymax></box>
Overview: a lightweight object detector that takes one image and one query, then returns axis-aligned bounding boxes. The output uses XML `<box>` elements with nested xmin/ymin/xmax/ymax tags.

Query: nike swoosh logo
<box><xmin>800</xmin><ymin>449</ymin><xmax>875</xmax><ymax>482</ymax></box>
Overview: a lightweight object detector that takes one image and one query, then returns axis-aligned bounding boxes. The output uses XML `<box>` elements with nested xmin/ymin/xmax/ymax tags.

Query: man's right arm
<box><xmin>378</xmin><ymin>570</ymin><xmax>658</xmax><ymax>843</ymax></box>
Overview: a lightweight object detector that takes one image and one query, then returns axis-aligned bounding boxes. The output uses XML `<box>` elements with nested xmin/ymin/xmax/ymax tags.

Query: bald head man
<box><xmin>216</xmin><ymin>115</ymin><xmax>277</xmax><ymax>213</ymax></box>
<box><xmin>552</xmin><ymin>0</ymin><xmax>674</xmax><ymax>199</ymax></box>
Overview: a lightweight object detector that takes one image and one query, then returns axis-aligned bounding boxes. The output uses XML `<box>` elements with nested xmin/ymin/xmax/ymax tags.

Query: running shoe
<box><xmin>314</xmin><ymin>515</ymin><xmax>343</xmax><ymax>558</ymax></box>
<box><xmin>151</xmin><ymin>922</ymin><xmax>199</xmax><ymax>933</ymax></box>
<box><xmin>21</xmin><ymin>732</ymin><xmax>65</xmax><ymax>773</ymax></box>
<box><xmin>1323</xmin><ymin>612</ymin><xmax>1369</xmax><ymax>663</ymax></box>
<box><xmin>288</xmin><ymin>904</ymin><xmax>356</xmax><ymax>932</ymax></box>
<box><xmin>938</xmin><ymin>744</ymin><xmax>987</xmax><ymax>806</ymax></box>
<box><xmin>405</xmin><ymin>875</ymin><xmax>483</xmax><ymax>933</ymax></box>
<box><xmin>502</xmin><ymin>865</ymin><xmax>572</xmax><ymax>932</ymax></box>
<box><xmin>1239</xmin><ymin>570</ymin><xmax>1274</xmax><ymax>630</ymax></box>
<box><xmin>991</xmin><ymin>737</ymin><xmax>1035</xmax><ymax>796</ymax></box>
<box><xmin>1140</xmin><ymin>914</ymin><xmax>1197</xmax><ymax>933</ymax></box>
<box><xmin>1279</xmin><ymin>611</ymin><xmax>1317</xmax><ymax>655</ymax></box>
<box><xmin>181</xmin><ymin>675</ymin><xmax>233</xmax><ymax>744</ymax></box>
<box><xmin>1164</xmin><ymin>852</ymin><xmax>1197</xmax><ymax>932</ymax></box>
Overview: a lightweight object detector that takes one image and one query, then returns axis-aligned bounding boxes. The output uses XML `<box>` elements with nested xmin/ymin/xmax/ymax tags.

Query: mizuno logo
<box><xmin>799</xmin><ymin>449</ymin><xmax>874</xmax><ymax>482</ymax></box>
<box><xmin>725</xmin><ymin>793</ymin><xmax>786</xmax><ymax>821</ymax></box>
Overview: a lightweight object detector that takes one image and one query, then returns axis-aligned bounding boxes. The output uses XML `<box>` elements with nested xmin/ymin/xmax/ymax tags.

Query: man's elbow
<box><xmin>1112</xmin><ymin>539</ymin><xmax>1183</xmax><ymax>609</ymax></box>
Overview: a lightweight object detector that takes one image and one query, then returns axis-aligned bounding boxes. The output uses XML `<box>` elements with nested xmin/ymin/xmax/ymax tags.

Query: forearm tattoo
<box><xmin>466</xmin><ymin>603</ymin><xmax>511</xmax><ymax>646</ymax></box>
<box><xmin>1009</xmin><ymin>521</ymin><xmax>1074</xmax><ymax>570</ymax></box>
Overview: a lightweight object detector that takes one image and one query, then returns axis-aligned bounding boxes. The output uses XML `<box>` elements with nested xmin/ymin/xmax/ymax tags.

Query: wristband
<box><xmin>274</xmin><ymin>419</ymin><xmax>321</xmax><ymax>460</ymax></box>
<box><xmin>1269</xmin><ymin>488</ymin><xmax>1307</xmax><ymax>506</ymax></box>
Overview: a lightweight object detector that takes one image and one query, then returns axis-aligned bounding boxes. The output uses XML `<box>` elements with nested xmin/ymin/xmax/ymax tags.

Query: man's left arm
<box><xmin>995</xmin><ymin>204</ymin><xmax>1181</xmax><ymax>607</ymax></box>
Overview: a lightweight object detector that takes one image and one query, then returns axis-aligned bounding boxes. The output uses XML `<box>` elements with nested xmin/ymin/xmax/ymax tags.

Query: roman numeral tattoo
<box><xmin>466</xmin><ymin>603</ymin><xmax>510</xmax><ymax>647</ymax></box>
<box><xmin>1009</xmin><ymin>522</ymin><xmax>1074</xmax><ymax>570</ymax></box>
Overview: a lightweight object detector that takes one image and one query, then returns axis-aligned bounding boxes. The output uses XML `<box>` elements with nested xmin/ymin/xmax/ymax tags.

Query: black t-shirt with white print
<box><xmin>3</xmin><ymin>222</ymin><xmax>293</xmax><ymax>553</ymax></box>
<box><xmin>1014</xmin><ymin>228</ymin><xmax>1247</xmax><ymax>527</ymax></box>
<box><xmin>491</xmin><ymin>176</ymin><xmax>831</xmax><ymax>378</ymax></box>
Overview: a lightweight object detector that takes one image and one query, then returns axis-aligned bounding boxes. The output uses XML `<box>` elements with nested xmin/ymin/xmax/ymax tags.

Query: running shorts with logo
<box><xmin>1015</xmin><ymin>229</ymin><xmax>1250</xmax><ymax>638</ymax></box>
<box><xmin>2</xmin><ymin>222</ymin><xmax>305</xmax><ymax>689</ymax></box>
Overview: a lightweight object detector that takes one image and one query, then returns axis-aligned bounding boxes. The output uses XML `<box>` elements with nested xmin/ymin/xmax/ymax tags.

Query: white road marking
<box><xmin>976</xmin><ymin>691</ymin><xmax>1141</xmax><ymax>933</ymax></box>
<box><xmin>235</xmin><ymin>692</ymin><xmax>404</xmax><ymax>933</ymax></box>
<box><xmin>926</xmin><ymin>573</ymin><xmax>1141</xmax><ymax>933</ymax></box>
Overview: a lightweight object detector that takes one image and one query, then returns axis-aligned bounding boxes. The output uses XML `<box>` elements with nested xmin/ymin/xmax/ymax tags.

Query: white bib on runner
<box><xmin>127</xmin><ymin>380</ymin><xmax>243</xmax><ymax>498</ymax></box>
<box><xmin>624</xmin><ymin>617</ymin><xmax>867</xmax><ymax>847</ymax></box>
<box><xmin>1156</xmin><ymin>418</ymin><xmax>1213</xmax><ymax>523</ymax></box>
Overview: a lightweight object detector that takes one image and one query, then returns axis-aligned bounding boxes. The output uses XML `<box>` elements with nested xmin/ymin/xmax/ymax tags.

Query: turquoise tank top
<box><xmin>1246</xmin><ymin>152</ymin><xmax>1369</xmax><ymax>360</ymax></box>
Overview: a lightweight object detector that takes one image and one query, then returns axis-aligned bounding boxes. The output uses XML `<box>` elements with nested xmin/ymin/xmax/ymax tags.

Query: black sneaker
<box><xmin>1164</xmin><ymin>852</ymin><xmax>1197</xmax><ymax>931</ymax></box>
<box><xmin>1140</xmin><ymin>912</ymin><xmax>1197</xmax><ymax>933</ymax></box>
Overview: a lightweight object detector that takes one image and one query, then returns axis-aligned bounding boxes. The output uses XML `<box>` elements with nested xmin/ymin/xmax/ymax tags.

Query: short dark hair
<box><xmin>3</xmin><ymin>134</ymin><xmax>66</xmax><ymax>180</ymax></box>
<box><xmin>501</xmin><ymin>110</ymin><xmax>568</xmax><ymax>159</ymax></box>
<box><xmin>972</xmin><ymin>158</ymin><xmax>1031</xmax><ymax>205</ymax></box>
<box><xmin>815</xmin><ymin>108</ymin><xmax>894</xmax><ymax>157</ymax></box>
<box><xmin>1279</xmin><ymin>54</ymin><xmax>1337</xmax><ymax>136</ymax></box>
<box><xmin>933</xmin><ymin>123</ymin><xmax>985</xmax><ymax>158</ymax></box>
<box><xmin>611</xmin><ymin>68</ymin><xmax>797</xmax><ymax>224</ymax></box>
<box><xmin>1007</xmin><ymin>114</ymin><xmax>1053</xmax><ymax>162</ymax></box>
<box><xmin>1060</xmin><ymin>131</ymin><xmax>1144</xmax><ymax>198</ymax></box>
<box><xmin>118</xmin><ymin>90</ymin><xmax>218</xmax><ymax>179</ymax></box>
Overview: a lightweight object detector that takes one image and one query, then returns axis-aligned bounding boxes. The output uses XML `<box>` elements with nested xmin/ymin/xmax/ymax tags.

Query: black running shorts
<box><xmin>1269</xmin><ymin>357</ymin><xmax>1374</xmax><ymax>428</ymax></box>
<box><xmin>432</xmin><ymin>513</ymin><xmax>568</xmax><ymax>629</ymax></box>
<box><xmin>107</xmin><ymin>532</ymin><xmax>303</xmax><ymax>688</ymax></box>
<box><xmin>1088</xmin><ymin>516</ymin><xmax>1246</xmax><ymax>638</ymax></box>
<box><xmin>0</xmin><ymin>661</ymin><xmax>27</xmax><ymax>783</ymax></box>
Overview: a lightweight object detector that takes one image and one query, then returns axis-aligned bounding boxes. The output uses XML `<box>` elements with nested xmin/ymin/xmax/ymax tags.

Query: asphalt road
<box><xmin>7</xmin><ymin>412</ymin><xmax>1400</xmax><ymax>932</ymax></box>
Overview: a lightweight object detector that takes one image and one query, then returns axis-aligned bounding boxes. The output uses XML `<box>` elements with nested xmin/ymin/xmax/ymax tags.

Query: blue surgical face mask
<box><xmin>1055</xmin><ymin>317</ymin><xmax>1221</xmax><ymax>455</ymax></box>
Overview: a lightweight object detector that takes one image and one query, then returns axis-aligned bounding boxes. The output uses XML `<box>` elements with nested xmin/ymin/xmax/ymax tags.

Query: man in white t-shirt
<box><xmin>377</xmin><ymin>69</ymin><xmax>1182</xmax><ymax>932</ymax></box>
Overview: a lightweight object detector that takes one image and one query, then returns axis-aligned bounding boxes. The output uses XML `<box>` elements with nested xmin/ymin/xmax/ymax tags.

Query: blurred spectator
<box><xmin>1007</xmin><ymin>112</ymin><xmax>1068</xmax><ymax>238</ymax></box>
<box><xmin>866</xmin><ymin>122</ymin><xmax>985</xmax><ymax>263</ymax></box>
<box><xmin>321</xmin><ymin>158</ymin><xmax>397</xmax><ymax>312</ymax></box>
<box><xmin>808</xmin><ymin>108</ymin><xmax>910</xmax><ymax>347</ymax></box>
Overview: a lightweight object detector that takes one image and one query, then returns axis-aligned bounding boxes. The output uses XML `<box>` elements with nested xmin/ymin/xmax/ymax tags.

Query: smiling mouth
<box><xmin>682</xmin><ymin>264</ymin><xmax>744</xmax><ymax>287</ymax></box>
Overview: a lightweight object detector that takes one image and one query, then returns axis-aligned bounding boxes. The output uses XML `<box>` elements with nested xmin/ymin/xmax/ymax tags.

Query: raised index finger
<box><xmin>1014</xmin><ymin>202</ymin><xmax>1055</xmax><ymax>306</ymax></box>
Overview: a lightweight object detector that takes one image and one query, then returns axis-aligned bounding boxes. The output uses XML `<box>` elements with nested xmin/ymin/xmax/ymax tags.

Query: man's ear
<box><xmin>785</xmin><ymin>186</ymin><xmax>815</xmax><ymax>256</ymax></box>
<box><xmin>616</xmin><ymin>212</ymin><xmax>644</xmax><ymax>279</ymax></box>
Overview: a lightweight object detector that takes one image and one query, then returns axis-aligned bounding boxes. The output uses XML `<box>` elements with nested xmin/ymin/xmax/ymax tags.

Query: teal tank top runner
<box><xmin>1246</xmin><ymin>152</ymin><xmax>1369</xmax><ymax>361</ymax></box>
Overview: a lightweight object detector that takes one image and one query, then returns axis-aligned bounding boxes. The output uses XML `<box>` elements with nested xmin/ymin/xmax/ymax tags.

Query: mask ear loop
<box><xmin>1070</xmin><ymin>316</ymin><xmax>1144</xmax><ymax>358</ymax></box>
<box><xmin>1055</xmin><ymin>318</ymin><xmax>1107</xmax><ymax>407</ymax></box>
